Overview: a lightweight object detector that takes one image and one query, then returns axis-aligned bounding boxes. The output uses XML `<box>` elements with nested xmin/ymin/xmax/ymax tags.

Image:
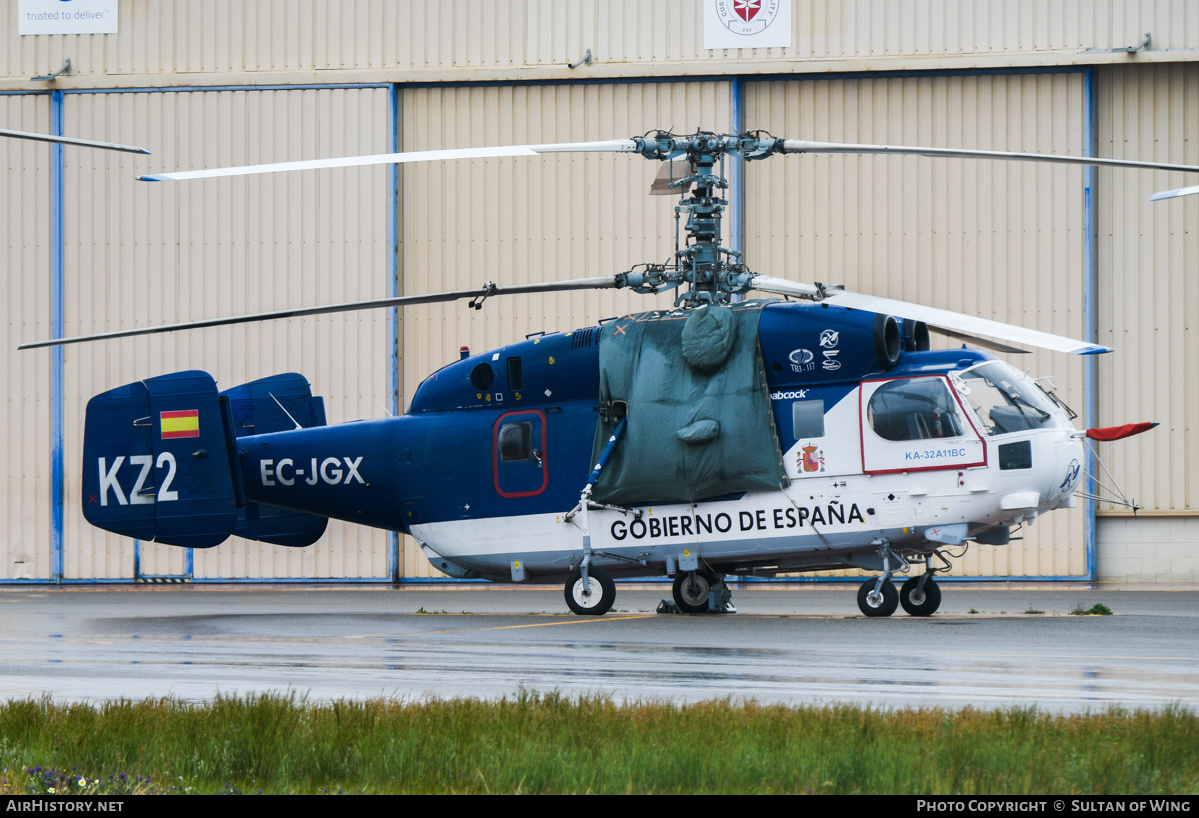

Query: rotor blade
<box><xmin>820</xmin><ymin>290</ymin><xmax>1110</xmax><ymax>355</ymax></box>
<box><xmin>138</xmin><ymin>139</ymin><xmax>638</xmax><ymax>182</ymax></box>
<box><xmin>779</xmin><ymin>139</ymin><xmax>1199</xmax><ymax>174</ymax></box>
<box><xmin>927</xmin><ymin>327</ymin><xmax>1030</xmax><ymax>355</ymax></box>
<box><xmin>0</xmin><ymin>128</ymin><xmax>150</xmax><ymax>155</ymax></box>
<box><xmin>1150</xmin><ymin>184</ymin><xmax>1199</xmax><ymax>201</ymax></box>
<box><xmin>18</xmin><ymin>276</ymin><xmax>621</xmax><ymax>350</ymax></box>
<box><xmin>748</xmin><ymin>274</ymin><xmax>821</xmax><ymax>300</ymax></box>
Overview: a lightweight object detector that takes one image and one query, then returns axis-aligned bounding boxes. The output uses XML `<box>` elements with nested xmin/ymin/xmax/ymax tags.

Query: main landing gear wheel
<box><xmin>672</xmin><ymin>570</ymin><xmax>719</xmax><ymax>614</ymax></box>
<box><xmin>565</xmin><ymin>566</ymin><xmax>616</xmax><ymax>616</ymax></box>
<box><xmin>857</xmin><ymin>578</ymin><xmax>899</xmax><ymax>617</ymax></box>
<box><xmin>899</xmin><ymin>575</ymin><xmax>942</xmax><ymax>616</ymax></box>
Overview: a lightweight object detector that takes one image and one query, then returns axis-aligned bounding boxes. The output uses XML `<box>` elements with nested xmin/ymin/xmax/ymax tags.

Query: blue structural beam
<box><xmin>389</xmin><ymin>82</ymin><xmax>402</xmax><ymax>583</ymax></box>
<box><xmin>1083</xmin><ymin>67</ymin><xmax>1099</xmax><ymax>581</ymax></box>
<box><xmin>50</xmin><ymin>90</ymin><xmax>64</xmax><ymax>585</ymax></box>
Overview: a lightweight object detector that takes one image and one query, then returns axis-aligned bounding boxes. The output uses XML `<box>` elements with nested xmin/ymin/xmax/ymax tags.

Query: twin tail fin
<box><xmin>83</xmin><ymin>371</ymin><xmax>328</xmax><ymax>549</ymax></box>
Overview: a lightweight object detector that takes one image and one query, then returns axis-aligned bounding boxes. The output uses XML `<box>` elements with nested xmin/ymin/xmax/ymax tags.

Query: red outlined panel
<box><xmin>492</xmin><ymin>409</ymin><xmax>549</xmax><ymax>498</ymax></box>
<box><xmin>858</xmin><ymin>375</ymin><xmax>987</xmax><ymax>475</ymax></box>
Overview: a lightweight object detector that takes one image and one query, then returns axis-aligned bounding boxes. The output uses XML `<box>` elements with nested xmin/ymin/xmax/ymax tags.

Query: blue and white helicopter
<box><xmin>22</xmin><ymin>131</ymin><xmax>1180</xmax><ymax>617</ymax></box>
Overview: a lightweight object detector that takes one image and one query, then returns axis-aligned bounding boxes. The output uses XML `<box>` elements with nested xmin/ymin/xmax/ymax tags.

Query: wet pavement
<box><xmin>1</xmin><ymin>583</ymin><xmax>1196</xmax><ymax>712</ymax></box>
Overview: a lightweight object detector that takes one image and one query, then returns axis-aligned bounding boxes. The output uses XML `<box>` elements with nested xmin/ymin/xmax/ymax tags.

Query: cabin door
<box><xmin>859</xmin><ymin>376</ymin><xmax>985</xmax><ymax>474</ymax></box>
<box><xmin>493</xmin><ymin>410</ymin><xmax>548</xmax><ymax>497</ymax></box>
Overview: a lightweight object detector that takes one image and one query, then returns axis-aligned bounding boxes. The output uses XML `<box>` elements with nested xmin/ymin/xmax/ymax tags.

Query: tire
<box><xmin>672</xmin><ymin>570</ymin><xmax>715</xmax><ymax>614</ymax></box>
<box><xmin>899</xmin><ymin>575</ymin><xmax>942</xmax><ymax>616</ymax></box>
<box><xmin>857</xmin><ymin>578</ymin><xmax>899</xmax><ymax>617</ymax></box>
<box><xmin>564</xmin><ymin>565</ymin><xmax>616</xmax><ymax>616</ymax></box>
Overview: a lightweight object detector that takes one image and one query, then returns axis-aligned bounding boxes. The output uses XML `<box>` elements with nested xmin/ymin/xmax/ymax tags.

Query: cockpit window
<box><xmin>867</xmin><ymin>378</ymin><xmax>965</xmax><ymax>442</ymax></box>
<box><xmin>954</xmin><ymin>363</ymin><xmax>1062</xmax><ymax>437</ymax></box>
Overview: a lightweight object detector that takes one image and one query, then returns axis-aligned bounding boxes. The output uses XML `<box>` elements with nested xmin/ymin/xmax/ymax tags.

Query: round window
<box><xmin>470</xmin><ymin>363</ymin><xmax>495</xmax><ymax>391</ymax></box>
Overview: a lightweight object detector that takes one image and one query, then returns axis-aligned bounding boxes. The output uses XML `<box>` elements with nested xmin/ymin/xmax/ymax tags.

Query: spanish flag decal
<box><xmin>160</xmin><ymin>409</ymin><xmax>200</xmax><ymax>439</ymax></box>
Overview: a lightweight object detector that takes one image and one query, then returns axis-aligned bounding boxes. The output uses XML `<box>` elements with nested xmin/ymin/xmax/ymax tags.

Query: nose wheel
<box><xmin>565</xmin><ymin>565</ymin><xmax>616</xmax><ymax>616</ymax></box>
<box><xmin>857</xmin><ymin>578</ymin><xmax>899</xmax><ymax>617</ymax></box>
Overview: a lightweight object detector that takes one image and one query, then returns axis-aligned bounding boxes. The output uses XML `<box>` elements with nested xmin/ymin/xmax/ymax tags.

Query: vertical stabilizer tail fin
<box><xmin>221</xmin><ymin>373</ymin><xmax>329</xmax><ymax>547</ymax></box>
<box><xmin>83</xmin><ymin>371</ymin><xmax>242</xmax><ymax>548</ymax></box>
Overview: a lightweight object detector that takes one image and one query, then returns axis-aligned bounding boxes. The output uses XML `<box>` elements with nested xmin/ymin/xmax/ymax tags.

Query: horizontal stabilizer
<box><xmin>234</xmin><ymin>503</ymin><xmax>327</xmax><ymax>548</ymax></box>
<box><xmin>83</xmin><ymin>371</ymin><xmax>243</xmax><ymax>548</ymax></box>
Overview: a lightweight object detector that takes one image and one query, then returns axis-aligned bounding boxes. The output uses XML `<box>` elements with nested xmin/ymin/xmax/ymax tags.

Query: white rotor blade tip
<box><xmin>1150</xmin><ymin>184</ymin><xmax>1199</xmax><ymax>201</ymax></box>
<box><xmin>823</xmin><ymin>291</ymin><xmax>1111</xmax><ymax>356</ymax></box>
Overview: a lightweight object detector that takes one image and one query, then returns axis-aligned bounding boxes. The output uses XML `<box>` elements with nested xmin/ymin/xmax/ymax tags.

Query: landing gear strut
<box><xmin>857</xmin><ymin>578</ymin><xmax>899</xmax><ymax>617</ymax></box>
<box><xmin>857</xmin><ymin>545</ymin><xmax>951</xmax><ymax>617</ymax></box>
<box><xmin>565</xmin><ymin>565</ymin><xmax>615</xmax><ymax>615</ymax></box>
<box><xmin>898</xmin><ymin>549</ymin><xmax>951</xmax><ymax>616</ymax></box>
<box><xmin>899</xmin><ymin>574</ymin><xmax>942</xmax><ymax>616</ymax></box>
<box><xmin>856</xmin><ymin>538</ymin><xmax>904</xmax><ymax>617</ymax></box>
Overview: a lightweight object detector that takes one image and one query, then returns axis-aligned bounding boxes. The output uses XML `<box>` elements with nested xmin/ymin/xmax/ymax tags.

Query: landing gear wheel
<box><xmin>672</xmin><ymin>570</ymin><xmax>716</xmax><ymax>614</ymax></box>
<box><xmin>857</xmin><ymin>578</ymin><xmax>899</xmax><ymax>617</ymax></box>
<box><xmin>564</xmin><ymin>566</ymin><xmax>616</xmax><ymax>616</ymax></box>
<box><xmin>899</xmin><ymin>576</ymin><xmax>942</xmax><ymax>616</ymax></box>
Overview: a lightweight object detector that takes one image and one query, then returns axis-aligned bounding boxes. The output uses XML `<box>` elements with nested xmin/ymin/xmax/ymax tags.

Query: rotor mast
<box><xmin>623</xmin><ymin>131</ymin><xmax>783</xmax><ymax>306</ymax></box>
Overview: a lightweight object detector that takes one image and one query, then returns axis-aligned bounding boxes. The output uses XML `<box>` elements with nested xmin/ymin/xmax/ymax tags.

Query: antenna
<box><xmin>374</xmin><ymin>397</ymin><xmax>395</xmax><ymax>418</ymax></box>
<box><xmin>269</xmin><ymin>393</ymin><xmax>303</xmax><ymax>431</ymax></box>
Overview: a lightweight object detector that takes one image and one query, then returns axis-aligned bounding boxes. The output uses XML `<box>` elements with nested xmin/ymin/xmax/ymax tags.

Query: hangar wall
<box><xmin>1</xmin><ymin>93</ymin><xmax>51</xmax><ymax>581</ymax></box>
<box><xmin>398</xmin><ymin>81</ymin><xmax>729</xmax><ymax>578</ymax></box>
<box><xmin>1094</xmin><ymin>62</ymin><xmax>1199</xmax><ymax>582</ymax></box>
<box><xmin>3</xmin><ymin>0</ymin><xmax>1198</xmax><ymax>79</ymax></box>
<box><xmin>1</xmin><ymin>0</ymin><xmax>1196</xmax><ymax>583</ymax></box>
<box><xmin>744</xmin><ymin>72</ymin><xmax>1089</xmax><ymax>579</ymax></box>
<box><xmin>58</xmin><ymin>87</ymin><xmax>395</xmax><ymax>580</ymax></box>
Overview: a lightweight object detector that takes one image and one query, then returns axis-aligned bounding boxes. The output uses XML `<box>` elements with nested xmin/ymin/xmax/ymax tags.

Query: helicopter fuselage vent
<box><xmin>570</xmin><ymin>328</ymin><xmax>600</xmax><ymax>349</ymax></box>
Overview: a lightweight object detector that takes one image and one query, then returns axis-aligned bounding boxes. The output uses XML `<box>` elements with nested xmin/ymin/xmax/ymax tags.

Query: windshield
<box><xmin>953</xmin><ymin>362</ymin><xmax>1064</xmax><ymax>437</ymax></box>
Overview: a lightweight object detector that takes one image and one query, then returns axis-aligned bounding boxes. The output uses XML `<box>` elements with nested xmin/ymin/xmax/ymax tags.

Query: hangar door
<box><xmin>1</xmin><ymin>92</ymin><xmax>53</xmax><ymax>582</ymax></box>
<box><xmin>744</xmin><ymin>71</ymin><xmax>1088</xmax><ymax>579</ymax></box>
<box><xmin>395</xmin><ymin>80</ymin><xmax>733</xmax><ymax>577</ymax></box>
<box><xmin>57</xmin><ymin>86</ymin><xmax>395</xmax><ymax>581</ymax></box>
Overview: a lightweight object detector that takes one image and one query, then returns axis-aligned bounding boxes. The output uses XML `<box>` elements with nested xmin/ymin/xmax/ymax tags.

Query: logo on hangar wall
<box><xmin>713</xmin><ymin>0</ymin><xmax>783</xmax><ymax>35</ymax></box>
<box><xmin>705</xmin><ymin>0</ymin><xmax>791</xmax><ymax>48</ymax></box>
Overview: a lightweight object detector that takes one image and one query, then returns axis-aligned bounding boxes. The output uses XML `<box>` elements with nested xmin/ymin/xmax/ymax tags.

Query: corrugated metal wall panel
<box><xmin>596</xmin><ymin>1</ymin><xmax>1198</xmax><ymax>65</ymax></box>
<box><xmin>1</xmin><ymin>93</ymin><xmax>52</xmax><ymax>581</ymax></box>
<box><xmin>6</xmin><ymin>1</ymin><xmax>1199</xmax><ymax>81</ymax></box>
<box><xmin>744</xmin><ymin>73</ymin><xmax>1088</xmax><ymax>577</ymax></box>
<box><xmin>397</xmin><ymin>80</ymin><xmax>731</xmax><ymax>577</ymax></box>
<box><xmin>58</xmin><ymin>87</ymin><xmax>393</xmax><ymax>579</ymax></box>
<box><xmin>525</xmin><ymin>0</ymin><xmax>596</xmax><ymax>66</ymax></box>
<box><xmin>1096</xmin><ymin>63</ymin><xmax>1199</xmax><ymax>515</ymax></box>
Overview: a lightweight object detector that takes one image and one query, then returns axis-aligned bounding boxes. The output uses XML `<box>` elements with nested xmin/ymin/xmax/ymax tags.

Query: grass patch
<box><xmin>0</xmin><ymin>693</ymin><xmax>1196</xmax><ymax>794</ymax></box>
<box><xmin>1024</xmin><ymin>609</ymin><xmax>1045</xmax><ymax>615</ymax></box>
<box><xmin>1071</xmin><ymin>603</ymin><xmax>1114</xmax><ymax>616</ymax></box>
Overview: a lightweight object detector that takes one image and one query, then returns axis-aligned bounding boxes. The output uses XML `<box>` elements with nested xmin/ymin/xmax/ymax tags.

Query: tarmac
<box><xmin>1</xmin><ymin>582</ymin><xmax>1196</xmax><ymax>712</ymax></box>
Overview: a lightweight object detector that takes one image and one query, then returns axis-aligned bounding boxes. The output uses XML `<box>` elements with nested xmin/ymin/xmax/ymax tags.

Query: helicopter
<box><xmin>20</xmin><ymin>130</ymin><xmax>1183</xmax><ymax>617</ymax></box>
